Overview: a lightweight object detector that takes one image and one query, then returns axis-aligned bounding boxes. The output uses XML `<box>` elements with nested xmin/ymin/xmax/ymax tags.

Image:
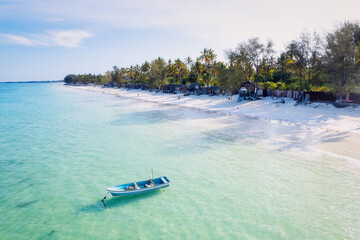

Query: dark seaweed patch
<box><xmin>39</xmin><ymin>230</ymin><xmax>56</xmax><ymax>240</ymax></box>
<box><xmin>16</xmin><ymin>200</ymin><xmax>36</xmax><ymax>208</ymax></box>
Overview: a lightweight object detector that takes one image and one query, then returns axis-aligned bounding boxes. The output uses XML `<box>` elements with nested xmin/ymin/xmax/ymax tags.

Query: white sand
<box><xmin>67</xmin><ymin>85</ymin><xmax>360</xmax><ymax>162</ymax></box>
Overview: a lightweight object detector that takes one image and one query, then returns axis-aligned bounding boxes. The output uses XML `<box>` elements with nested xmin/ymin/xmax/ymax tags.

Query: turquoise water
<box><xmin>0</xmin><ymin>83</ymin><xmax>359</xmax><ymax>240</ymax></box>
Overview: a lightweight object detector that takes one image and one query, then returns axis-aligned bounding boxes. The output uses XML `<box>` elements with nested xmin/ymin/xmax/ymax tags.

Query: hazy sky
<box><xmin>0</xmin><ymin>0</ymin><xmax>359</xmax><ymax>81</ymax></box>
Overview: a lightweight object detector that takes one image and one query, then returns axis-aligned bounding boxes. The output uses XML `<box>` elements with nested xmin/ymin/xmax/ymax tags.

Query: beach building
<box><xmin>238</xmin><ymin>81</ymin><xmax>263</xmax><ymax>99</ymax></box>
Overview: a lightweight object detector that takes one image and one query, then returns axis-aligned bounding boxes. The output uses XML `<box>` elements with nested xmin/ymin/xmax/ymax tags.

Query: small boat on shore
<box><xmin>107</xmin><ymin>176</ymin><xmax>170</xmax><ymax>196</ymax></box>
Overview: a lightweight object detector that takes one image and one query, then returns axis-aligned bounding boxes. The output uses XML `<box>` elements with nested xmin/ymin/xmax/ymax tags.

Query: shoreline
<box><xmin>65</xmin><ymin>85</ymin><xmax>360</xmax><ymax>164</ymax></box>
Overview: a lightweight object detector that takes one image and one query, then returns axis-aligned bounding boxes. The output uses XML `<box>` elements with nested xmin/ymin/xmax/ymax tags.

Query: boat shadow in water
<box><xmin>105</xmin><ymin>190</ymin><xmax>162</xmax><ymax>208</ymax></box>
<box><xmin>77</xmin><ymin>190</ymin><xmax>162</xmax><ymax>214</ymax></box>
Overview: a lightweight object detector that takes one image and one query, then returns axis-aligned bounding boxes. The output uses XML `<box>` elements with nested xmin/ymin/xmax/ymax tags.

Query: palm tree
<box><xmin>175</xmin><ymin>59</ymin><xmax>187</xmax><ymax>84</ymax></box>
<box><xmin>287</xmin><ymin>41</ymin><xmax>306</xmax><ymax>90</ymax></box>
<box><xmin>200</xmin><ymin>48</ymin><xmax>217</xmax><ymax>86</ymax></box>
<box><xmin>166</xmin><ymin>60</ymin><xmax>178</xmax><ymax>83</ymax></box>
<box><xmin>141</xmin><ymin>61</ymin><xmax>150</xmax><ymax>74</ymax></box>
<box><xmin>128</xmin><ymin>65</ymin><xmax>135</xmax><ymax>83</ymax></box>
<box><xmin>194</xmin><ymin>59</ymin><xmax>204</xmax><ymax>84</ymax></box>
<box><xmin>277</xmin><ymin>52</ymin><xmax>289</xmax><ymax>90</ymax></box>
<box><xmin>184</xmin><ymin>56</ymin><xmax>193</xmax><ymax>71</ymax></box>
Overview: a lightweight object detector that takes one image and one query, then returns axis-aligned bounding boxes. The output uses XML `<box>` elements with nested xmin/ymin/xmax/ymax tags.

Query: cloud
<box><xmin>2</xmin><ymin>0</ymin><xmax>360</xmax><ymax>52</ymax></box>
<box><xmin>47</xmin><ymin>30</ymin><xmax>93</xmax><ymax>48</ymax></box>
<box><xmin>0</xmin><ymin>34</ymin><xmax>35</xmax><ymax>46</ymax></box>
<box><xmin>0</xmin><ymin>30</ymin><xmax>93</xmax><ymax>48</ymax></box>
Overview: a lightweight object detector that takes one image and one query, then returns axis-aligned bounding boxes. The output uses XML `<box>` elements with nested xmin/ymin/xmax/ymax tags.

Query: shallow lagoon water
<box><xmin>0</xmin><ymin>83</ymin><xmax>359</xmax><ymax>239</ymax></box>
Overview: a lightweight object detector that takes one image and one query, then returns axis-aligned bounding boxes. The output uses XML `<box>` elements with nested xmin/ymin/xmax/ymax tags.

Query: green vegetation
<box><xmin>65</xmin><ymin>22</ymin><xmax>360</xmax><ymax>100</ymax></box>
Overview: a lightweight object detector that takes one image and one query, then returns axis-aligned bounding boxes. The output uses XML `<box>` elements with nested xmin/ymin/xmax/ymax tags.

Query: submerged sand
<box><xmin>66</xmin><ymin>85</ymin><xmax>360</xmax><ymax>164</ymax></box>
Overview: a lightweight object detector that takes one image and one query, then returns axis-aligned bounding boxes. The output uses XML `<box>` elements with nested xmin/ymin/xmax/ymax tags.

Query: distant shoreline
<box><xmin>0</xmin><ymin>80</ymin><xmax>63</xmax><ymax>84</ymax></box>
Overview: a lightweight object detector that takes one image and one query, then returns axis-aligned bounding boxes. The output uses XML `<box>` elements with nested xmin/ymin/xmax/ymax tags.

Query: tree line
<box><xmin>65</xmin><ymin>21</ymin><xmax>360</xmax><ymax>100</ymax></box>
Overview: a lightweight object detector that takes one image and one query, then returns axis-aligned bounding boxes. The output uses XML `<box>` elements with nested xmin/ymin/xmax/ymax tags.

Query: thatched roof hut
<box><xmin>162</xmin><ymin>84</ymin><xmax>185</xmax><ymax>93</ymax></box>
<box><xmin>188</xmin><ymin>83</ymin><xmax>202</xmax><ymax>92</ymax></box>
<box><xmin>238</xmin><ymin>81</ymin><xmax>264</xmax><ymax>98</ymax></box>
<box><xmin>240</xmin><ymin>81</ymin><xmax>262</xmax><ymax>92</ymax></box>
<box><xmin>210</xmin><ymin>86</ymin><xmax>220</xmax><ymax>95</ymax></box>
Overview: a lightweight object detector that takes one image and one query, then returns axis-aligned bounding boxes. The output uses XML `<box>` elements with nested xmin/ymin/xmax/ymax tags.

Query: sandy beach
<box><xmin>68</xmin><ymin>85</ymin><xmax>360</xmax><ymax>164</ymax></box>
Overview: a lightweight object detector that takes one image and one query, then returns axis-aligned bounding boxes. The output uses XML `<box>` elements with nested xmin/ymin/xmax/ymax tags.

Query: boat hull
<box><xmin>107</xmin><ymin>176</ymin><xmax>170</xmax><ymax>196</ymax></box>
